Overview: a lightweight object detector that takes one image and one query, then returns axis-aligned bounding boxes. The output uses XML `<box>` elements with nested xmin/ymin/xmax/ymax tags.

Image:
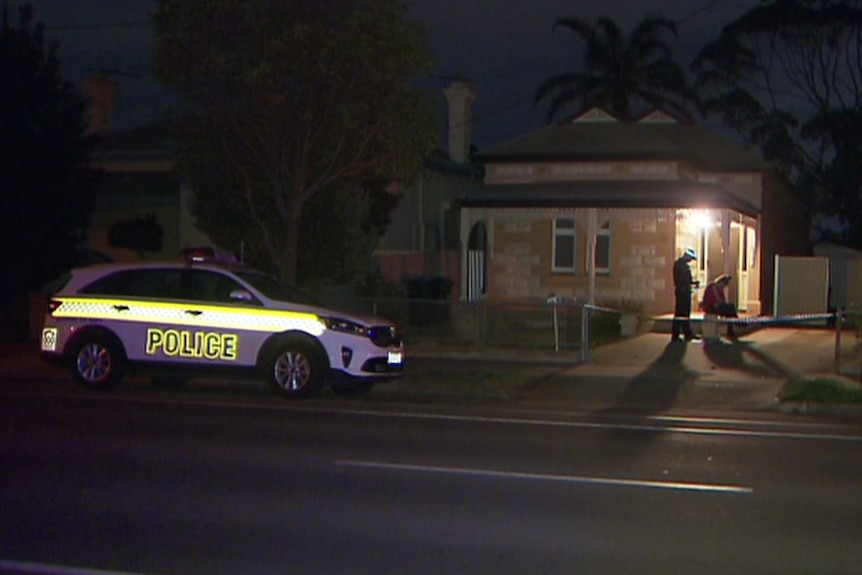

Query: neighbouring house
<box><xmin>458</xmin><ymin>108</ymin><xmax>811</xmax><ymax>316</ymax></box>
<box><xmin>82</xmin><ymin>76</ymin><xmax>482</xmax><ymax>296</ymax></box>
<box><xmin>27</xmin><ymin>78</ymin><xmax>206</xmax><ymax>340</ymax></box>
<box><xmin>28</xmin><ymin>122</ymin><xmax>206</xmax><ymax>341</ymax></box>
<box><xmin>813</xmin><ymin>243</ymin><xmax>862</xmax><ymax>312</ymax></box>
<box><xmin>87</xmin><ymin>121</ymin><xmax>212</xmax><ymax>262</ymax></box>
<box><xmin>372</xmin><ymin>81</ymin><xmax>482</xmax><ymax>298</ymax></box>
<box><xmin>82</xmin><ymin>74</ymin><xmax>210</xmax><ymax>262</ymax></box>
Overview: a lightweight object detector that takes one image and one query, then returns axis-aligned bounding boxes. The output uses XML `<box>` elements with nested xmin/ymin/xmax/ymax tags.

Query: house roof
<box><xmin>425</xmin><ymin>149</ymin><xmax>483</xmax><ymax>179</ymax></box>
<box><xmin>91</xmin><ymin>122</ymin><xmax>487</xmax><ymax>179</ymax></box>
<box><xmin>478</xmin><ymin>112</ymin><xmax>767</xmax><ymax>173</ymax></box>
<box><xmin>91</xmin><ymin>121</ymin><xmax>179</xmax><ymax>163</ymax></box>
<box><xmin>458</xmin><ymin>180</ymin><xmax>760</xmax><ymax>217</ymax></box>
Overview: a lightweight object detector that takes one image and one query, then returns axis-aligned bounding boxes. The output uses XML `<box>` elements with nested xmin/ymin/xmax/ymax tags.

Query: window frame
<box><xmin>594</xmin><ymin>220</ymin><xmax>611</xmax><ymax>275</ymax></box>
<box><xmin>551</xmin><ymin>218</ymin><xmax>577</xmax><ymax>273</ymax></box>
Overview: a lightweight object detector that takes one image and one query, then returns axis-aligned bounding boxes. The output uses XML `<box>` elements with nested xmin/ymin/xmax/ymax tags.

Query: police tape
<box><xmin>574</xmin><ymin>304</ymin><xmax>848</xmax><ymax>326</ymax></box>
<box><xmin>583</xmin><ymin>304</ymin><xmax>623</xmax><ymax>315</ymax></box>
<box><xmin>680</xmin><ymin>313</ymin><xmax>836</xmax><ymax>324</ymax></box>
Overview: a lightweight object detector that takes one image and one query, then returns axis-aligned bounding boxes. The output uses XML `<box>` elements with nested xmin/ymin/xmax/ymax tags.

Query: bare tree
<box><xmin>692</xmin><ymin>0</ymin><xmax>862</xmax><ymax>245</ymax></box>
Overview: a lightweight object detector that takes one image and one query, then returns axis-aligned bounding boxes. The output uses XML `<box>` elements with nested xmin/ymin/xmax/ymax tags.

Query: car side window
<box><xmin>79</xmin><ymin>269</ymin><xmax>182</xmax><ymax>299</ymax></box>
<box><xmin>182</xmin><ymin>270</ymin><xmax>254</xmax><ymax>304</ymax></box>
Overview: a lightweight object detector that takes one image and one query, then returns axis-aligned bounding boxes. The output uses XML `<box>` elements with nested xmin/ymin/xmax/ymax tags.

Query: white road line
<box><xmin>336</xmin><ymin>460</ymin><xmax>754</xmax><ymax>494</ymax></box>
<box><xmin>327</xmin><ymin>408</ymin><xmax>862</xmax><ymax>442</ymax></box>
<box><xmin>5</xmin><ymin>388</ymin><xmax>862</xmax><ymax>442</ymax></box>
<box><xmin>0</xmin><ymin>560</ymin><xmax>153</xmax><ymax>575</ymax></box>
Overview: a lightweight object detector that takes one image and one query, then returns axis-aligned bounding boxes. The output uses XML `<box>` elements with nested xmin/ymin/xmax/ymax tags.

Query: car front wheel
<box><xmin>266</xmin><ymin>339</ymin><xmax>324</xmax><ymax>399</ymax></box>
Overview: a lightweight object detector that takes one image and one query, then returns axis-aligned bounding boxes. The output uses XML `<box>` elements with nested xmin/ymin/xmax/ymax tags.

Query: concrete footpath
<box><xmin>3</xmin><ymin>328</ymin><xmax>861</xmax><ymax>419</ymax></box>
<box><xmin>520</xmin><ymin>328</ymin><xmax>860</xmax><ymax>416</ymax></box>
<box><xmin>410</xmin><ymin>327</ymin><xmax>862</xmax><ymax>419</ymax></box>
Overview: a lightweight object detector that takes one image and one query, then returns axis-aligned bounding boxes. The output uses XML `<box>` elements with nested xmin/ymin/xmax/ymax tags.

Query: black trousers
<box><xmin>672</xmin><ymin>289</ymin><xmax>693</xmax><ymax>338</ymax></box>
<box><xmin>708</xmin><ymin>302</ymin><xmax>738</xmax><ymax>318</ymax></box>
<box><xmin>706</xmin><ymin>302</ymin><xmax>739</xmax><ymax>336</ymax></box>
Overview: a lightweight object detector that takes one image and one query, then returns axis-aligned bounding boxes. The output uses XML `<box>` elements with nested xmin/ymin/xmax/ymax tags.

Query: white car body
<box><xmin>40</xmin><ymin>260</ymin><xmax>404</xmax><ymax>398</ymax></box>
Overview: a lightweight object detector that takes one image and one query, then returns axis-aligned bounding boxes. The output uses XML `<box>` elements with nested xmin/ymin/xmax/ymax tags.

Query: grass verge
<box><xmin>391</xmin><ymin>362</ymin><xmax>560</xmax><ymax>399</ymax></box>
<box><xmin>779</xmin><ymin>376</ymin><xmax>862</xmax><ymax>404</ymax></box>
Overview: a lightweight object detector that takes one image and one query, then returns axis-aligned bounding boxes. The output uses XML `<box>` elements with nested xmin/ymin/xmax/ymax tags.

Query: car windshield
<box><xmin>235</xmin><ymin>271</ymin><xmax>322</xmax><ymax>306</ymax></box>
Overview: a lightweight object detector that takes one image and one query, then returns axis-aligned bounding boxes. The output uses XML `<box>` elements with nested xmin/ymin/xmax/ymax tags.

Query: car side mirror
<box><xmin>229</xmin><ymin>289</ymin><xmax>255</xmax><ymax>303</ymax></box>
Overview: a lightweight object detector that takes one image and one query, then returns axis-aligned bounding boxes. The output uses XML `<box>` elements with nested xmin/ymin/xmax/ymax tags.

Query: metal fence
<box><xmin>834</xmin><ymin>310</ymin><xmax>862</xmax><ymax>381</ymax></box>
<box><xmin>353</xmin><ymin>297</ymin><xmax>627</xmax><ymax>362</ymax></box>
<box><xmin>703</xmin><ymin>310</ymin><xmax>862</xmax><ymax>381</ymax></box>
<box><xmin>352</xmin><ymin>297</ymin><xmax>862</xmax><ymax>380</ymax></box>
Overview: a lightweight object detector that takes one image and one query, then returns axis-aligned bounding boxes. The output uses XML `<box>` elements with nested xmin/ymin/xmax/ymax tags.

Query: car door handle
<box><xmin>113</xmin><ymin>305</ymin><xmax>129</xmax><ymax>312</ymax></box>
<box><xmin>185</xmin><ymin>310</ymin><xmax>203</xmax><ymax>316</ymax></box>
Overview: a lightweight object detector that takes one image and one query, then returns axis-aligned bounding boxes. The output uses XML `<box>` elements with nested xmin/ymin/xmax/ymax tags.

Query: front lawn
<box><xmin>779</xmin><ymin>377</ymin><xmax>862</xmax><ymax>404</ymax></box>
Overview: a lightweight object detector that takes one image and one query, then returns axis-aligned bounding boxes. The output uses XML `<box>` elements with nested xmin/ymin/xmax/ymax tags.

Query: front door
<box><xmin>467</xmin><ymin>222</ymin><xmax>487</xmax><ymax>300</ymax></box>
<box><xmin>737</xmin><ymin>225</ymin><xmax>755</xmax><ymax>311</ymax></box>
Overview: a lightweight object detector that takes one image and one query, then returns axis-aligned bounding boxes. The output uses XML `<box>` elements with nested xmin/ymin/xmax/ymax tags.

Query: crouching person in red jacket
<box><xmin>701</xmin><ymin>274</ymin><xmax>739</xmax><ymax>338</ymax></box>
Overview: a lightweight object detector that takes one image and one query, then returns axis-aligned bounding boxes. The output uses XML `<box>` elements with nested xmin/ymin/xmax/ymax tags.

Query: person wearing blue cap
<box><xmin>672</xmin><ymin>248</ymin><xmax>700</xmax><ymax>341</ymax></box>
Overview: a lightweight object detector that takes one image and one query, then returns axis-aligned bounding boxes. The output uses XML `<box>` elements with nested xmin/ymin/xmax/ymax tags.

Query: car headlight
<box><xmin>323</xmin><ymin>317</ymin><xmax>368</xmax><ymax>337</ymax></box>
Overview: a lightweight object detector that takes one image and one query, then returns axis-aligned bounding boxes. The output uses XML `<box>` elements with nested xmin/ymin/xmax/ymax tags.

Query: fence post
<box><xmin>834</xmin><ymin>308</ymin><xmax>842</xmax><ymax>374</ymax></box>
<box><xmin>580</xmin><ymin>304</ymin><xmax>591</xmax><ymax>363</ymax></box>
<box><xmin>553</xmin><ymin>304</ymin><xmax>560</xmax><ymax>352</ymax></box>
<box><xmin>547</xmin><ymin>294</ymin><xmax>561</xmax><ymax>352</ymax></box>
<box><xmin>477</xmin><ymin>298</ymin><xmax>486</xmax><ymax>349</ymax></box>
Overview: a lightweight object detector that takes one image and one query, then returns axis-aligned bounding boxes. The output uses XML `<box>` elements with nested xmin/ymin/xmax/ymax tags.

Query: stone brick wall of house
<box><xmin>485</xmin><ymin>211</ymin><xmax>676</xmax><ymax>314</ymax></box>
<box><xmin>487</xmin><ymin>220</ymin><xmax>540</xmax><ymax>299</ymax></box>
<box><xmin>760</xmin><ymin>172</ymin><xmax>813</xmax><ymax>315</ymax></box>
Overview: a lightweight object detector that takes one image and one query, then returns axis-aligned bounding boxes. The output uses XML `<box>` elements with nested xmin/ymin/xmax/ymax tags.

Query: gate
<box><xmin>774</xmin><ymin>255</ymin><xmax>829</xmax><ymax>316</ymax></box>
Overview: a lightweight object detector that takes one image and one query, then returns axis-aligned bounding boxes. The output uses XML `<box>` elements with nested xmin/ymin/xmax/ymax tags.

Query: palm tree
<box><xmin>534</xmin><ymin>15</ymin><xmax>696</xmax><ymax>123</ymax></box>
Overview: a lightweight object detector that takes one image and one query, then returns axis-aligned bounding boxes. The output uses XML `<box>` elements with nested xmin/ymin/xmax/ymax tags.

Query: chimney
<box><xmin>82</xmin><ymin>73</ymin><xmax>119</xmax><ymax>136</ymax></box>
<box><xmin>443</xmin><ymin>80</ymin><xmax>476</xmax><ymax>164</ymax></box>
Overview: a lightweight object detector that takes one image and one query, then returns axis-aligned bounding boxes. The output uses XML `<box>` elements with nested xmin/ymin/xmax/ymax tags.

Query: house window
<box><xmin>595</xmin><ymin>220</ymin><xmax>611</xmax><ymax>274</ymax></box>
<box><xmin>552</xmin><ymin>218</ymin><xmax>577</xmax><ymax>272</ymax></box>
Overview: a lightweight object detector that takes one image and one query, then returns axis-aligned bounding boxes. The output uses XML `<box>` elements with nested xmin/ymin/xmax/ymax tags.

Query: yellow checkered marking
<box><xmin>52</xmin><ymin>297</ymin><xmax>325</xmax><ymax>335</ymax></box>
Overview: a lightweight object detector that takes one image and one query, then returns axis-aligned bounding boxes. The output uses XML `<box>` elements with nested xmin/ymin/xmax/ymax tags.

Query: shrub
<box><xmin>780</xmin><ymin>377</ymin><xmax>862</xmax><ymax>403</ymax></box>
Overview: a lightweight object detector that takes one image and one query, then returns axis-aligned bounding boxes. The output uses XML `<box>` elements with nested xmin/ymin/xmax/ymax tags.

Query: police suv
<box><xmin>40</xmin><ymin>257</ymin><xmax>404</xmax><ymax>398</ymax></box>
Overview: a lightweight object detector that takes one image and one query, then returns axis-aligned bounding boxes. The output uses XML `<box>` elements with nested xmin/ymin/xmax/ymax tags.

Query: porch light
<box><xmin>690</xmin><ymin>209</ymin><xmax>714</xmax><ymax>229</ymax></box>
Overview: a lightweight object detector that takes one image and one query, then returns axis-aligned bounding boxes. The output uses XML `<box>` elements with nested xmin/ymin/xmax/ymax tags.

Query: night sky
<box><xmin>21</xmin><ymin>0</ymin><xmax>759</xmax><ymax>149</ymax></box>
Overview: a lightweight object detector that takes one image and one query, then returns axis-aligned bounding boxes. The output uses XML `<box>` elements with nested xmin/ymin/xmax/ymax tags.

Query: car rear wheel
<box><xmin>70</xmin><ymin>334</ymin><xmax>125</xmax><ymax>390</ymax></box>
<box><xmin>267</xmin><ymin>339</ymin><xmax>324</xmax><ymax>399</ymax></box>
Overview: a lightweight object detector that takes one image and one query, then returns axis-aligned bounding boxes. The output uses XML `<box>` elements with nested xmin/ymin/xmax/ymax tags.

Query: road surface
<box><xmin>2</xmin><ymin>379</ymin><xmax>861</xmax><ymax>574</ymax></box>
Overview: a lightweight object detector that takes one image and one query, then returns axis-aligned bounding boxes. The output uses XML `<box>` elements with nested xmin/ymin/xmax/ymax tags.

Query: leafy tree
<box><xmin>177</xmin><ymin>115</ymin><xmax>403</xmax><ymax>285</ymax></box>
<box><xmin>153</xmin><ymin>0</ymin><xmax>438</xmax><ymax>284</ymax></box>
<box><xmin>534</xmin><ymin>15</ymin><xmax>696</xmax><ymax>123</ymax></box>
<box><xmin>298</xmin><ymin>184</ymin><xmax>386</xmax><ymax>286</ymax></box>
<box><xmin>691</xmin><ymin>0</ymin><xmax>862</xmax><ymax>246</ymax></box>
<box><xmin>0</xmin><ymin>3</ymin><xmax>96</xmax><ymax>303</ymax></box>
<box><xmin>108</xmin><ymin>214</ymin><xmax>164</xmax><ymax>260</ymax></box>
